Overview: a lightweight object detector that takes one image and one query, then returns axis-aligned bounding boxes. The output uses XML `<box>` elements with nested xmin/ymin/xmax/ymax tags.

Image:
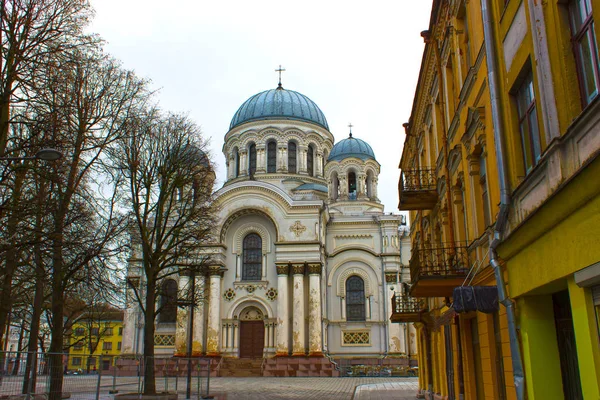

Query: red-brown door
<box><xmin>239</xmin><ymin>321</ymin><xmax>264</xmax><ymax>358</ymax></box>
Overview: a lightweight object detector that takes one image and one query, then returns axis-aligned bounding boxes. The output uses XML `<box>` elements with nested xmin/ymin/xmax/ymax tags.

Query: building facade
<box><xmin>121</xmin><ymin>84</ymin><xmax>417</xmax><ymax>373</ymax></box>
<box><xmin>395</xmin><ymin>0</ymin><xmax>600</xmax><ymax>399</ymax></box>
<box><xmin>67</xmin><ymin>311</ymin><xmax>124</xmax><ymax>373</ymax></box>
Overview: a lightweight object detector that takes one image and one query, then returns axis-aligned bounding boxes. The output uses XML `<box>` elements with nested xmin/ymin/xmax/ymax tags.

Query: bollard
<box><xmin>95</xmin><ymin>356</ymin><xmax>102</xmax><ymax>400</ymax></box>
<box><xmin>110</xmin><ymin>357</ymin><xmax>118</xmax><ymax>394</ymax></box>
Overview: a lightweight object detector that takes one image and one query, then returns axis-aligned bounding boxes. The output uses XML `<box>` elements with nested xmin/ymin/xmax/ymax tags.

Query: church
<box><xmin>121</xmin><ymin>79</ymin><xmax>416</xmax><ymax>375</ymax></box>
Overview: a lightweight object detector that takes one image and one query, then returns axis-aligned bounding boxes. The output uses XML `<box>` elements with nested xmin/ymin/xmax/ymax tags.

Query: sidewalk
<box><xmin>353</xmin><ymin>379</ymin><xmax>419</xmax><ymax>400</ymax></box>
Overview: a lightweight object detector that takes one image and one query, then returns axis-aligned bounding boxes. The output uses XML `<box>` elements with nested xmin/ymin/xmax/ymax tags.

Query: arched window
<box><xmin>348</xmin><ymin>171</ymin><xmax>357</xmax><ymax>200</ymax></box>
<box><xmin>159</xmin><ymin>279</ymin><xmax>178</xmax><ymax>323</ymax></box>
<box><xmin>288</xmin><ymin>142</ymin><xmax>297</xmax><ymax>173</ymax></box>
<box><xmin>346</xmin><ymin>276</ymin><xmax>365</xmax><ymax>321</ymax></box>
<box><xmin>307</xmin><ymin>144</ymin><xmax>314</xmax><ymax>177</ymax></box>
<box><xmin>267</xmin><ymin>140</ymin><xmax>277</xmax><ymax>173</ymax></box>
<box><xmin>242</xmin><ymin>233</ymin><xmax>262</xmax><ymax>280</ymax></box>
<box><xmin>234</xmin><ymin>148</ymin><xmax>240</xmax><ymax>178</ymax></box>
<box><xmin>248</xmin><ymin>143</ymin><xmax>257</xmax><ymax>176</ymax></box>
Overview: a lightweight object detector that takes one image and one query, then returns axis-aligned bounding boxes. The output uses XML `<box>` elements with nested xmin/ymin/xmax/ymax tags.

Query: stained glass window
<box><xmin>307</xmin><ymin>144</ymin><xmax>314</xmax><ymax>176</ymax></box>
<box><xmin>249</xmin><ymin>144</ymin><xmax>257</xmax><ymax>176</ymax></box>
<box><xmin>267</xmin><ymin>141</ymin><xmax>277</xmax><ymax>173</ymax></box>
<box><xmin>242</xmin><ymin>233</ymin><xmax>262</xmax><ymax>281</ymax></box>
<box><xmin>288</xmin><ymin>142</ymin><xmax>297</xmax><ymax>173</ymax></box>
<box><xmin>159</xmin><ymin>279</ymin><xmax>178</xmax><ymax>323</ymax></box>
<box><xmin>346</xmin><ymin>276</ymin><xmax>365</xmax><ymax>321</ymax></box>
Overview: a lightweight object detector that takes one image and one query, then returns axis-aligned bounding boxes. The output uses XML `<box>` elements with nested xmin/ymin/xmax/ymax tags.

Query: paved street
<box><xmin>204</xmin><ymin>377</ymin><xmax>419</xmax><ymax>400</ymax></box>
<box><xmin>1</xmin><ymin>376</ymin><xmax>419</xmax><ymax>400</ymax></box>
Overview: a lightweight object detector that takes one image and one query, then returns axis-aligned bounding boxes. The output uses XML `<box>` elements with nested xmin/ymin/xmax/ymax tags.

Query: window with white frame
<box><xmin>569</xmin><ymin>0</ymin><xmax>600</xmax><ymax>106</ymax></box>
<box><xmin>515</xmin><ymin>72</ymin><xmax>542</xmax><ymax>173</ymax></box>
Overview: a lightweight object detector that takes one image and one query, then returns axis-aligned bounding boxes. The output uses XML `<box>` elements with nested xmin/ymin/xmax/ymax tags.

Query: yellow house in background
<box><xmin>67</xmin><ymin>310</ymin><xmax>124</xmax><ymax>373</ymax></box>
<box><xmin>394</xmin><ymin>0</ymin><xmax>600</xmax><ymax>399</ymax></box>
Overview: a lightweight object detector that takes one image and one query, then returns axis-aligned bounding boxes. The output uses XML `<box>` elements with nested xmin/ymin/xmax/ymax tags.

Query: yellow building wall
<box><xmin>67</xmin><ymin>321</ymin><xmax>123</xmax><ymax>371</ymax></box>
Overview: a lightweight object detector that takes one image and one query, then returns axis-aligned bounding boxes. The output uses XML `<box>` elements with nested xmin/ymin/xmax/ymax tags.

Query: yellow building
<box><xmin>67</xmin><ymin>310</ymin><xmax>124</xmax><ymax>373</ymax></box>
<box><xmin>395</xmin><ymin>1</ymin><xmax>600</xmax><ymax>400</ymax></box>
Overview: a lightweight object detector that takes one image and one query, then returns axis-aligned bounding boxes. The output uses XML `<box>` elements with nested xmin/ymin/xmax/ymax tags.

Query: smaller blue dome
<box><xmin>328</xmin><ymin>134</ymin><xmax>376</xmax><ymax>162</ymax></box>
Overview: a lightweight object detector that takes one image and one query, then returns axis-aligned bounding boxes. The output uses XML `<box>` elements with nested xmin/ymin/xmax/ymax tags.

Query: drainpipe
<box><xmin>481</xmin><ymin>1</ymin><xmax>525</xmax><ymax>399</ymax></box>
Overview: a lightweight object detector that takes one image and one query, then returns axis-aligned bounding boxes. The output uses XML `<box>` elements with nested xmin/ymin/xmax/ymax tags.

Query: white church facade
<box><xmin>121</xmin><ymin>83</ymin><xmax>416</xmax><ymax>373</ymax></box>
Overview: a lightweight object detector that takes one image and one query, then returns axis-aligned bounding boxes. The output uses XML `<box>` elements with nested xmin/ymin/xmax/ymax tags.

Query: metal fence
<box><xmin>335</xmin><ymin>358</ymin><xmax>418</xmax><ymax>378</ymax></box>
<box><xmin>0</xmin><ymin>352</ymin><xmax>213</xmax><ymax>399</ymax></box>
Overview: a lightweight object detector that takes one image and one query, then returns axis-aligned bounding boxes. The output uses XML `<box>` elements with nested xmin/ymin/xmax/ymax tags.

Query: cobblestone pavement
<box><xmin>204</xmin><ymin>377</ymin><xmax>419</xmax><ymax>400</ymax></box>
<box><xmin>353</xmin><ymin>380</ymin><xmax>419</xmax><ymax>400</ymax></box>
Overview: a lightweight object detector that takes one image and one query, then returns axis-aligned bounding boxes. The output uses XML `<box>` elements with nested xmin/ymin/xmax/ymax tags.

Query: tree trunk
<box><xmin>0</xmin><ymin>167</ymin><xmax>26</xmax><ymax>377</ymax></box>
<box><xmin>48</xmin><ymin>225</ymin><xmax>65</xmax><ymax>400</ymax></box>
<box><xmin>143</xmin><ymin>274</ymin><xmax>157</xmax><ymax>395</ymax></box>
<box><xmin>22</xmin><ymin>182</ymin><xmax>46</xmax><ymax>393</ymax></box>
<box><xmin>12</xmin><ymin>319</ymin><xmax>25</xmax><ymax>375</ymax></box>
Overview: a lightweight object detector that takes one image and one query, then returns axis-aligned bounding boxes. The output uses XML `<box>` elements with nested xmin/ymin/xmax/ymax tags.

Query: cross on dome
<box><xmin>348</xmin><ymin>123</ymin><xmax>353</xmax><ymax>138</ymax></box>
<box><xmin>275</xmin><ymin>65</ymin><xmax>286</xmax><ymax>89</ymax></box>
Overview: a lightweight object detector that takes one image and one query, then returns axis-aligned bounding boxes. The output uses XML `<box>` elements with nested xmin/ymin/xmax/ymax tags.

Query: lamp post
<box><xmin>0</xmin><ymin>148</ymin><xmax>62</xmax><ymax>162</ymax></box>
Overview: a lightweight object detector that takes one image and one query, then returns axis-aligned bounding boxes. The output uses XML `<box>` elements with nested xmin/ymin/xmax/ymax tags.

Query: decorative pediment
<box><xmin>448</xmin><ymin>145</ymin><xmax>463</xmax><ymax>175</ymax></box>
<box><xmin>462</xmin><ymin>106</ymin><xmax>486</xmax><ymax>152</ymax></box>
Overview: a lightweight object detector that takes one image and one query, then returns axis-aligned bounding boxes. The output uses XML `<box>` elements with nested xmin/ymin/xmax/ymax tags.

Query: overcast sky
<box><xmin>88</xmin><ymin>1</ymin><xmax>432</xmax><ymax>214</ymax></box>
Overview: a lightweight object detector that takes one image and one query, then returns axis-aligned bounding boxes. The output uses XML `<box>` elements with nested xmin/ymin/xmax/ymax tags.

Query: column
<box><xmin>256</xmin><ymin>146</ymin><xmax>266</xmax><ymax>173</ymax></box>
<box><xmin>409</xmin><ymin>323</ymin><xmax>418</xmax><ymax>356</ymax></box>
<box><xmin>205</xmin><ymin>266</ymin><xmax>223</xmax><ymax>356</ymax></box>
<box><xmin>276</xmin><ymin>264</ymin><xmax>290</xmax><ymax>356</ymax></box>
<box><xmin>308</xmin><ymin>263</ymin><xmax>323</xmax><ymax>356</ymax></box>
<box><xmin>316</xmin><ymin>151</ymin><xmax>323</xmax><ymax>177</ymax></box>
<box><xmin>232</xmin><ymin>320</ymin><xmax>239</xmax><ymax>354</ymax></box>
<box><xmin>292</xmin><ymin>263</ymin><xmax>306</xmax><ymax>356</ymax></box>
<box><xmin>235</xmin><ymin>255</ymin><xmax>241</xmax><ymax>281</ymax></box>
<box><xmin>192</xmin><ymin>274</ymin><xmax>205</xmax><ymax>356</ymax></box>
<box><xmin>298</xmin><ymin>146</ymin><xmax>307</xmax><ymax>174</ymax></box>
<box><xmin>240</xmin><ymin>151</ymin><xmax>248</xmax><ymax>176</ymax></box>
<box><xmin>175</xmin><ymin>274</ymin><xmax>190</xmax><ymax>356</ymax></box>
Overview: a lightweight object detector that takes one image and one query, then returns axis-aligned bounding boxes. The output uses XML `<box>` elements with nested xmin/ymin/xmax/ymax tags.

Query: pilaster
<box><xmin>308</xmin><ymin>263</ymin><xmax>323</xmax><ymax>356</ymax></box>
<box><xmin>205</xmin><ymin>266</ymin><xmax>224</xmax><ymax>356</ymax></box>
<box><xmin>292</xmin><ymin>263</ymin><xmax>306</xmax><ymax>356</ymax></box>
<box><xmin>276</xmin><ymin>263</ymin><xmax>290</xmax><ymax>356</ymax></box>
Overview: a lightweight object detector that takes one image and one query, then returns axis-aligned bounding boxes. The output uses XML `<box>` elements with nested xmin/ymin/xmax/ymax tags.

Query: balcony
<box><xmin>390</xmin><ymin>295</ymin><xmax>426</xmax><ymax>323</ymax></box>
<box><xmin>398</xmin><ymin>168</ymin><xmax>438</xmax><ymax>210</ymax></box>
<box><xmin>409</xmin><ymin>244</ymin><xmax>470</xmax><ymax>297</ymax></box>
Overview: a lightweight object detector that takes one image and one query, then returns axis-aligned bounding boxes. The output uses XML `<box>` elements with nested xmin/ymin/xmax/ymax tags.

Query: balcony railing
<box><xmin>409</xmin><ymin>244</ymin><xmax>470</xmax><ymax>297</ymax></box>
<box><xmin>390</xmin><ymin>295</ymin><xmax>426</xmax><ymax>323</ymax></box>
<box><xmin>398</xmin><ymin>168</ymin><xmax>438</xmax><ymax>210</ymax></box>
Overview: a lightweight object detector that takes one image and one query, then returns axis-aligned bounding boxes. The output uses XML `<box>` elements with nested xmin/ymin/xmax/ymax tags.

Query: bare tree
<box><xmin>0</xmin><ymin>0</ymin><xmax>93</xmax><ymax>156</ymax></box>
<box><xmin>21</xmin><ymin>44</ymin><xmax>147</xmax><ymax>399</ymax></box>
<box><xmin>112</xmin><ymin>111</ymin><xmax>217</xmax><ymax>395</ymax></box>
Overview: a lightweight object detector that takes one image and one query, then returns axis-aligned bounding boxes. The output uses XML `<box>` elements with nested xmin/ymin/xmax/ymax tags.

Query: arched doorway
<box><xmin>239</xmin><ymin>307</ymin><xmax>264</xmax><ymax>358</ymax></box>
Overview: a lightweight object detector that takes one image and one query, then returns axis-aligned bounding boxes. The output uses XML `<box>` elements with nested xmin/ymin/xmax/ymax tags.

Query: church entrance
<box><xmin>238</xmin><ymin>306</ymin><xmax>265</xmax><ymax>358</ymax></box>
<box><xmin>239</xmin><ymin>321</ymin><xmax>264</xmax><ymax>358</ymax></box>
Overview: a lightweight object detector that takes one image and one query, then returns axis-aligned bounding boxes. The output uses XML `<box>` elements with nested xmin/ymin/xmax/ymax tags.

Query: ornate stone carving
<box><xmin>223</xmin><ymin>288</ymin><xmax>236</xmax><ymax>301</ymax></box>
<box><xmin>207</xmin><ymin>266</ymin><xmax>224</xmax><ymax>277</ymax></box>
<box><xmin>307</xmin><ymin>263</ymin><xmax>322</xmax><ymax>275</ymax></box>
<box><xmin>290</xmin><ymin>220</ymin><xmax>306</xmax><ymax>237</ymax></box>
<box><xmin>276</xmin><ymin>264</ymin><xmax>290</xmax><ymax>275</ymax></box>
<box><xmin>292</xmin><ymin>263</ymin><xmax>305</xmax><ymax>275</ymax></box>
<box><xmin>239</xmin><ymin>307</ymin><xmax>264</xmax><ymax>321</ymax></box>
<box><xmin>265</xmin><ymin>287</ymin><xmax>278</xmax><ymax>301</ymax></box>
<box><xmin>341</xmin><ymin>331</ymin><xmax>370</xmax><ymax>346</ymax></box>
<box><xmin>385</xmin><ymin>273</ymin><xmax>397</xmax><ymax>283</ymax></box>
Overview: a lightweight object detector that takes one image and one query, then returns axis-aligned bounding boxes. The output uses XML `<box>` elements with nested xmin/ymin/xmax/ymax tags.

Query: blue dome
<box><xmin>229</xmin><ymin>87</ymin><xmax>329</xmax><ymax>130</ymax></box>
<box><xmin>328</xmin><ymin>134</ymin><xmax>376</xmax><ymax>162</ymax></box>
